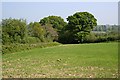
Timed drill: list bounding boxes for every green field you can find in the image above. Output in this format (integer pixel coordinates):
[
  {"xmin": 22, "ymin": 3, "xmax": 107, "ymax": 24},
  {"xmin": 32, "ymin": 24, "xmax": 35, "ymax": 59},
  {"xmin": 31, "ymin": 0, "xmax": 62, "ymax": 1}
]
[{"xmin": 2, "ymin": 42, "xmax": 118, "ymax": 78}]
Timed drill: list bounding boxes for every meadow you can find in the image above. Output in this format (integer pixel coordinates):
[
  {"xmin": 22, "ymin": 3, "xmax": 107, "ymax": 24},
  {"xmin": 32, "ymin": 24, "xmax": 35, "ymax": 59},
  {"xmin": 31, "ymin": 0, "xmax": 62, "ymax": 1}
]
[{"xmin": 2, "ymin": 42, "xmax": 118, "ymax": 78}]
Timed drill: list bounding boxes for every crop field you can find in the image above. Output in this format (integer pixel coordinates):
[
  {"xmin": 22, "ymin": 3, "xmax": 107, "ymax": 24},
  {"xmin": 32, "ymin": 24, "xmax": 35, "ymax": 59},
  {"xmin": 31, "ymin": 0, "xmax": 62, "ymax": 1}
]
[{"xmin": 2, "ymin": 42, "xmax": 118, "ymax": 78}]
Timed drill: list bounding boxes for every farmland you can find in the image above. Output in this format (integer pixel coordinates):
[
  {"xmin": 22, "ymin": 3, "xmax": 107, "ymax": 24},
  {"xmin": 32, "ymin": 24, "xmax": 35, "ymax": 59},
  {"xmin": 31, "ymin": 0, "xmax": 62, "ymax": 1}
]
[{"xmin": 2, "ymin": 42, "xmax": 118, "ymax": 78}]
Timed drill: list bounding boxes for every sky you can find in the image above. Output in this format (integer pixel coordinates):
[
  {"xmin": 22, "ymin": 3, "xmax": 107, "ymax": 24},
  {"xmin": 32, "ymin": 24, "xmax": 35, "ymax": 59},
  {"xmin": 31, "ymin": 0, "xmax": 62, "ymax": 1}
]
[
  {"xmin": 1, "ymin": 2, "xmax": 119, "ymax": 25},
  {"xmin": 118, "ymin": 1, "xmax": 120, "ymax": 25},
  {"xmin": 1, "ymin": 0, "xmax": 120, "ymax": 2}
]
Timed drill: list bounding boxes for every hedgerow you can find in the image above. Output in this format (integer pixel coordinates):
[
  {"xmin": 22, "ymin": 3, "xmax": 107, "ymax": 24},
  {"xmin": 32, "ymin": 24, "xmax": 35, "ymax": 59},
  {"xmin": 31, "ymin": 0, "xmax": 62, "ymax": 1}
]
[{"xmin": 2, "ymin": 42, "xmax": 60, "ymax": 54}]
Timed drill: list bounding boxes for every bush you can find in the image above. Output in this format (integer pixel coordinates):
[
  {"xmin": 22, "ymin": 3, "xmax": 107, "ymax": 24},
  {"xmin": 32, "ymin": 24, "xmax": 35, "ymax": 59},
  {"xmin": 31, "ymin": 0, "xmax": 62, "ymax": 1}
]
[
  {"xmin": 96, "ymin": 36, "xmax": 108, "ymax": 42},
  {"xmin": 24, "ymin": 37, "xmax": 41, "ymax": 44},
  {"xmin": 2, "ymin": 18, "xmax": 27, "ymax": 44},
  {"xmin": 84, "ymin": 33, "xmax": 97, "ymax": 43},
  {"xmin": 2, "ymin": 42, "xmax": 60, "ymax": 54},
  {"xmin": 83, "ymin": 32, "xmax": 120, "ymax": 43}
]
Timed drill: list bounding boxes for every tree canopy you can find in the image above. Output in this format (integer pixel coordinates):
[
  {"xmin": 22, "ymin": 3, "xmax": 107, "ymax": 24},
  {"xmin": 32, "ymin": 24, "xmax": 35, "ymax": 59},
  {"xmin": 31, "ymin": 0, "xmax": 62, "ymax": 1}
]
[
  {"xmin": 28, "ymin": 22, "xmax": 45, "ymax": 42},
  {"xmin": 39, "ymin": 16, "xmax": 67, "ymax": 32},
  {"xmin": 65, "ymin": 12, "xmax": 97, "ymax": 43},
  {"xmin": 2, "ymin": 12, "xmax": 120, "ymax": 47},
  {"xmin": 2, "ymin": 18, "xmax": 27, "ymax": 44}
]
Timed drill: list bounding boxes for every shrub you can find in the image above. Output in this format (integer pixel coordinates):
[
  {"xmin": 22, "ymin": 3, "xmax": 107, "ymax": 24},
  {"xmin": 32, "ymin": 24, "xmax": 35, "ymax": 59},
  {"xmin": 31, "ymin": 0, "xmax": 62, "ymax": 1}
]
[
  {"xmin": 2, "ymin": 18, "xmax": 27, "ymax": 44},
  {"xmin": 96, "ymin": 36, "xmax": 107, "ymax": 42},
  {"xmin": 2, "ymin": 42, "xmax": 60, "ymax": 54},
  {"xmin": 84, "ymin": 33, "xmax": 97, "ymax": 43},
  {"xmin": 25, "ymin": 37, "xmax": 41, "ymax": 44}
]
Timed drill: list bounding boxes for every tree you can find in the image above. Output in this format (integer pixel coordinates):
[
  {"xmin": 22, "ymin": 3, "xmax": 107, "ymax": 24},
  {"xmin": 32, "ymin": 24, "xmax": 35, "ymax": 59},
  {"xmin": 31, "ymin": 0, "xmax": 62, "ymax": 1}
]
[
  {"xmin": 2, "ymin": 18, "xmax": 27, "ymax": 44},
  {"xmin": 43, "ymin": 24, "xmax": 58, "ymax": 41},
  {"xmin": 40, "ymin": 16, "xmax": 67, "ymax": 41},
  {"xmin": 39, "ymin": 16, "xmax": 67, "ymax": 32},
  {"xmin": 28, "ymin": 22, "xmax": 45, "ymax": 42},
  {"xmin": 66, "ymin": 12, "xmax": 97, "ymax": 43}
]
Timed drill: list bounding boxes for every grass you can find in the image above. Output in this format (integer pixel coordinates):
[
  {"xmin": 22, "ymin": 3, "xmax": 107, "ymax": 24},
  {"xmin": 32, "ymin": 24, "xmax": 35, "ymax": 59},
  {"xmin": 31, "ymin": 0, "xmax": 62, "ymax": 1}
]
[{"xmin": 2, "ymin": 42, "xmax": 118, "ymax": 78}]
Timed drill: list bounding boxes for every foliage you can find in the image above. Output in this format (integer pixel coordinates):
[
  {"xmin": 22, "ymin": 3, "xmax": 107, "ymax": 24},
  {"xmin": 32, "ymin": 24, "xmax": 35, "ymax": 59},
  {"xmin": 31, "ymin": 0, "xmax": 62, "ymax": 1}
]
[
  {"xmin": 40, "ymin": 16, "xmax": 67, "ymax": 32},
  {"xmin": 1, "ymin": 13, "xmax": 120, "ymax": 54},
  {"xmin": 40, "ymin": 15, "xmax": 67, "ymax": 41},
  {"xmin": 2, "ymin": 18, "xmax": 27, "ymax": 44},
  {"xmin": 24, "ymin": 37, "xmax": 41, "ymax": 44},
  {"xmin": 2, "ymin": 42, "xmax": 60, "ymax": 54},
  {"xmin": 84, "ymin": 32, "xmax": 97, "ymax": 43},
  {"xmin": 66, "ymin": 12, "xmax": 97, "ymax": 43},
  {"xmin": 27, "ymin": 22, "xmax": 45, "ymax": 42},
  {"xmin": 58, "ymin": 28, "xmax": 75, "ymax": 44},
  {"xmin": 43, "ymin": 24, "xmax": 58, "ymax": 41},
  {"xmin": 84, "ymin": 31, "xmax": 120, "ymax": 43}
]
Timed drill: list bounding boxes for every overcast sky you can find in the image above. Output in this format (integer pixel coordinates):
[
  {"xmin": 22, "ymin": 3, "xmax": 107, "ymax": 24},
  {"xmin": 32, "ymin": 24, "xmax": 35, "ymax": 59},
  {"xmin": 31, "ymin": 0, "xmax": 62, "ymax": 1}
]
[{"xmin": 2, "ymin": 2, "xmax": 119, "ymax": 25}]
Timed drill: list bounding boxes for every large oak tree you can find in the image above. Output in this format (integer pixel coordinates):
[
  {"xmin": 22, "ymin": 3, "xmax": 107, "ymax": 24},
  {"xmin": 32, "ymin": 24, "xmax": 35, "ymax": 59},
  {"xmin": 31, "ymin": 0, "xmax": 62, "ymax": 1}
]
[{"xmin": 66, "ymin": 12, "xmax": 97, "ymax": 43}]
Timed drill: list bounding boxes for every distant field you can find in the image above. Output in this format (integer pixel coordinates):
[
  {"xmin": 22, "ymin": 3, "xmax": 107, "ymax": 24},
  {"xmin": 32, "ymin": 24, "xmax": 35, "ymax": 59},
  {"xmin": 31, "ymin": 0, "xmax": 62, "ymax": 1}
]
[{"xmin": 2, "ymin": 42, "xmax": 118, "ymax": 78}]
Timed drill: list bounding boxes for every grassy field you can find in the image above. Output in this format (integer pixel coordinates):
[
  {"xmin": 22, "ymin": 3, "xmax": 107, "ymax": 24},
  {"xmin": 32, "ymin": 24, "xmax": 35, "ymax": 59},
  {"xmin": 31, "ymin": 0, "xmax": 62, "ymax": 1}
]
[{"xmin": 2, "ymin": 42, "xmax": 118, "ymax": 78}]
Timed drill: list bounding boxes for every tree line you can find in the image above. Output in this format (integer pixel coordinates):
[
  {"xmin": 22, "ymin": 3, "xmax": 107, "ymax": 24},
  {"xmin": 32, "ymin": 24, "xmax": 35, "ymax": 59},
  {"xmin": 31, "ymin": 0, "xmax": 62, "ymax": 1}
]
[
  {"xmin": 1, "ymin": 11, "xmax": 120, "ymax": 54},
  {"xmin": 1, "ymin": 12, "xmax": 120, "ymax": 45}
]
